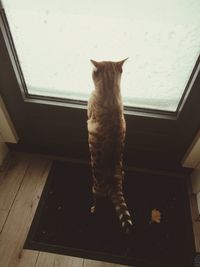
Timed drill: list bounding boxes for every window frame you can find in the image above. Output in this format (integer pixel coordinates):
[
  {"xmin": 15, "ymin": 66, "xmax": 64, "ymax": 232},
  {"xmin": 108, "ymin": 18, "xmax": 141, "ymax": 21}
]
[
  {"xmin": 1, "ymin": 5, "xmax": 199, "ymax": 118},
  {"xmin": 1, "ymin": 6, "xmax": 200, "ymax": 169}
]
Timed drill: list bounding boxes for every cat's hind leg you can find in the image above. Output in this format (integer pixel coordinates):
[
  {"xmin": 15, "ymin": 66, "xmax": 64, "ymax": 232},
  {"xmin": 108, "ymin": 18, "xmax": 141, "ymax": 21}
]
[
  {"xmin": 90, "ymin": 187, "xmax": 106, "ymax": 214},
  {"xmin": 90, "ymin": 192, "xmax": 97, "ymax": 214},
  {"xmin": 90, "ymin": 206, "xmax": 96, "ymax": 213},
  {"xmin": 150, "ymin": 209, "xmax": 161, "ymax": 224}
]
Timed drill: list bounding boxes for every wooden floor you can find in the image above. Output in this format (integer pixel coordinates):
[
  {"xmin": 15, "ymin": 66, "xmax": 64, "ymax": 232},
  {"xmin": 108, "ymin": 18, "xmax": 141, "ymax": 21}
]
[{"xmin": 0, "ymin": 152, "xmax": 127, "ymax": 267}]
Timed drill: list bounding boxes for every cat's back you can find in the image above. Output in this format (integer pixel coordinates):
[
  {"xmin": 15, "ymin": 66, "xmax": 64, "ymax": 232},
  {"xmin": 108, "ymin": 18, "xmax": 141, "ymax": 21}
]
[{"xmin": 87, "ymin": 91, "xmax": 125, "ymax": 140}]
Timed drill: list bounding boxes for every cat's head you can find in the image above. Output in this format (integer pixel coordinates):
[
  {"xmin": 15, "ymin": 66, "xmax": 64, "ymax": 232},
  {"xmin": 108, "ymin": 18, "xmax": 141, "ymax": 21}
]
[{"xmin": 90, "ymin": 59, "xmax": 128, "ymax": 88}]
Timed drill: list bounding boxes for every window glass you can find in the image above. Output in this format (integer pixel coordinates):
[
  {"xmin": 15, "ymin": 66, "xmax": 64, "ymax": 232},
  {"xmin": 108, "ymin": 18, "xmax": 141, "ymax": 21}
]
[{"xmin": 2, "ymin": 0, "xmax": 200, "ymax": 111}]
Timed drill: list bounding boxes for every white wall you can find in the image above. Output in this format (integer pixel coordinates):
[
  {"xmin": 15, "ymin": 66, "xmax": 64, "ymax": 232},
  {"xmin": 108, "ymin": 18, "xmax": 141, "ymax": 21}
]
[
  {"xmin": 0, "ymin": 96, "xmax": 19, "ymax": 165},
  {"xmin": 191, "ymin": 162, "xmax": 200, "ymax": 194},
  {"xmin": 182, "ymin": 130, "xmax": 200, "ymax": 169},
  {"xmin": 0, "ymin": 137, "xmax": 8, "ymax": 166},
  {"xmin": 0, "ymin": 97, "xmax": 18, "ymax": 143},
  {"xmin": 183, "ymin": 130, "xmax": 200, "ymax": 216},
  {"xmin": 183, "ymin": 130, "xmax": 200, "ymax": 194}
]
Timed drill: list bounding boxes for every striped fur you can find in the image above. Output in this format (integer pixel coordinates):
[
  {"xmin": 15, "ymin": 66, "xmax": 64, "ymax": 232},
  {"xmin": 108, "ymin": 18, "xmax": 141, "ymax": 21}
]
[{"xmin": 87, "ymin": 59, "xmax": 133, "ymax": 234}]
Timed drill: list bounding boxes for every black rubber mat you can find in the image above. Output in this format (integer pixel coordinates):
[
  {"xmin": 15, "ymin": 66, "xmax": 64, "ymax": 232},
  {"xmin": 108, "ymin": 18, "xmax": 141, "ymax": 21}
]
[{"xmin": 24, "ymin": 161, "xmax": 195, "ymax": 267}]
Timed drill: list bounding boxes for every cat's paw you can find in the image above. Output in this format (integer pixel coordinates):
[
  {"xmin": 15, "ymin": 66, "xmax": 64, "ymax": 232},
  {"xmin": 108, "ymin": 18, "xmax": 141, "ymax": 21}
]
[
  {"xmin": 122, "ymin": 219, "xmax": 133, "ymax": 234},
  {"xmin": 90, "ymin": 205, "xmax": 96, "ymax": 214},
  {"xmin": 151, "ymin": 209, "xmax": 161, "ymax": 223}
]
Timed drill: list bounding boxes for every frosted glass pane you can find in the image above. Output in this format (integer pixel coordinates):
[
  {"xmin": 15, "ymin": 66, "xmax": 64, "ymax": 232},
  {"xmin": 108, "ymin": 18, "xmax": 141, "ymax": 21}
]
[{"xmin": 2, "ymin": 0, "xmax": 200, "ymax": 111}]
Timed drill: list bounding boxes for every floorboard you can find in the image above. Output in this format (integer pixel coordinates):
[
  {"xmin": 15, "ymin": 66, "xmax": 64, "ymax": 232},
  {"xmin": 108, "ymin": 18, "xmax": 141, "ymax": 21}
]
[
  {"xmin": 36, "ymin": 252, "xmax": 83, "ymax": 267},
  {"xmin": 0, "ymin": 152, "xmax": 127, "ymax": 267},
  {"xmin": 83, "ymin": 259, "xmax": 128, "ymax": 267},
  {"xmin": 0, "ymin": 153, "xmax": 29, "ymax": 232},
  {"xmin": 0, "ymin": 153, "xmax": 51, "ymax": 267}
]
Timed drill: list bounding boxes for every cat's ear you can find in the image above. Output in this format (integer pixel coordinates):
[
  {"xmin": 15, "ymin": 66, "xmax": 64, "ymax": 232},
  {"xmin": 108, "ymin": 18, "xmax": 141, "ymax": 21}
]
[
  {"xmin": 90, "ymin": 60, "xmax": 99, "ymax": 68},
  {"xmin": 116, "ymin": 58, "xmax": 128, "ymax": 73},
  {"xmin": 90, "ymin": 60, "xmax": 103, "ymax": 72}
]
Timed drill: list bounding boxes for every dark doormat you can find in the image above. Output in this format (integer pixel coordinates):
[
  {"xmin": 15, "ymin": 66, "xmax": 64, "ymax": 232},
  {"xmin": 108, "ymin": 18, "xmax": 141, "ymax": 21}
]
[{"xmin": 24, "ymin": 161, "xmax": 195, "ymax": 267}]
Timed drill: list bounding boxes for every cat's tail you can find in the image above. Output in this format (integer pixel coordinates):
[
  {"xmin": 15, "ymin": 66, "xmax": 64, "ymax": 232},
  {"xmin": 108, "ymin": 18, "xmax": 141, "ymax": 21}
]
[{"xmin": 109, "ymin": 189, "xmax": 133, "ymax": 234}]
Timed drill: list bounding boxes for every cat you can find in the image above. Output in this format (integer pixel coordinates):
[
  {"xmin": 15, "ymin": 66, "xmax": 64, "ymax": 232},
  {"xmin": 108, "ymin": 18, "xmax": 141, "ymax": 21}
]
[{"xmin": 87, "ymin": 58, "xmax": 133, "ymax": 234}]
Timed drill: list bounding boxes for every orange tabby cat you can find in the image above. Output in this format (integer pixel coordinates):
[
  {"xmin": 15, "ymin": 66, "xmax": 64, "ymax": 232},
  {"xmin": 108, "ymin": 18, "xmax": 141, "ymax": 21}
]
[{"xmin": 87, "ymin": 59, "xmax": 133, "ymax": 234}]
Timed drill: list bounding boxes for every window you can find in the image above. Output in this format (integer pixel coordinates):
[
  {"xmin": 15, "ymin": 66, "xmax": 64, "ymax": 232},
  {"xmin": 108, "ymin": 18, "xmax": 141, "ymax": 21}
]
[
  {"xmin": 2, "ymin": 0, "xmax": 200, "ymax": 112},
  {"xmin": 1, "ymin": 0, "xmax": 200, "ymax": 167}
]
